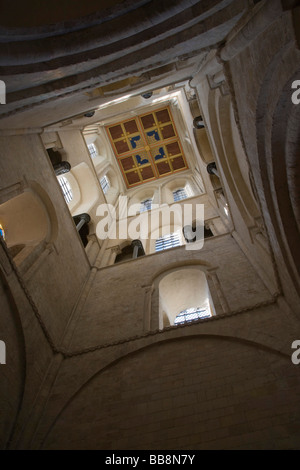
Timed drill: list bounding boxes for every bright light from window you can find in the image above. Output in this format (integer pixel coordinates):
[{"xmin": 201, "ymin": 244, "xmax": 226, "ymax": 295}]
[
  {"xmin": 173, "ymin": 188, "xmax": 188, "ymax": 202},
  {"xmin": 140, "ymin": 198, "xmax": 152, "ymax": 213},
  {"xmin": 100, "ymin": 175, "xmax": 110, "ymax": 194},
  {"xmin": 224, "ymin": 205, "xmax": 229, "ymax": 217},
  {"xmin": 174, "ymin": 307, "xmax": 211, "ymax": 325},
  {"xmin": 58, "ymin": 176, "xmax": 73, "ymax": 204},
  {"xmin": 155, "ymin": 232, "xmax": 181, "ymax": 252},
  {"xmin": 88, "ymin": 143, "xmax": 97, "ymax": 158},
  {"xmin": 185, "ymin": 183, "xmax": 194, "ymax": 198}
]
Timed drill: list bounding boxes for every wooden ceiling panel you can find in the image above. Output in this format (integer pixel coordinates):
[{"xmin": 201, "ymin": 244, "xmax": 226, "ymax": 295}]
[{"xmin": 106, "ymin": 106, "xmax": 188, "ymax": 188}]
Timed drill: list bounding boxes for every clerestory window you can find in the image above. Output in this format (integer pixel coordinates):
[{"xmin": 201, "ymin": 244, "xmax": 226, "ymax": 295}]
[
  {"xmin": 88, "ymin": 143, "xmax": 98, "ymax": 158},
  {"xmin": 173, "ymin": 188, "xmax": 188, "ymax": 202},
  {"xmin": 100, "ymin": 175, "xmax": 110, "ymax": 195},
  {"xmin": 174, "ymin": 307, "xmax": 211, "ymax": 325},
  {"xmin": 155, "ymin": 232, "xmax": 181, "ymax": 252},
  {"xmin": 58, "ymin": 176, "xmax": 73, "ymax": 204},
  {"xmin": 140, "ymin": 198, "xmax": 152, "ymax": 213}
]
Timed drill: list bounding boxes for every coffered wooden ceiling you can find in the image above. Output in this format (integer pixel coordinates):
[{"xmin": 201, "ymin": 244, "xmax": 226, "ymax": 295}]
[{"xmin": 106, "ymin": 106, "xmax": 188, "ymax": 188}]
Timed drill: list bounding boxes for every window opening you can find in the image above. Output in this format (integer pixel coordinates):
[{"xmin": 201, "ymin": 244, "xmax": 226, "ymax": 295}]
[
  {"xmin": 173, "ymin": 188, "xmax": 187, "ymax": 202},
  {"xmin": 140, "ymin": 198, "xmax": 152, "ymax": 212},
  {"xmin": 174, "ymin": 307, "xmax": 212, "ymax": 325},
  {"xmin": 155, "ymin": 232, "xmax": 181, "ymax": 252},
  {"xmin": 88, "ymin": 143, "xmax": 98, "ymax": 158},
  {"xmin": 58, "ymin": 176, "xmax": 73, "ymax": 204},
  {"xmin": 100, "ymin": 175, "xmax": 110, "ymax": 194}
]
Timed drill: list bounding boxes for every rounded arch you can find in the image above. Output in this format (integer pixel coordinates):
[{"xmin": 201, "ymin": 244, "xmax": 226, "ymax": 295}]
[
  {"xmin": 146, "ymin": 204, "xmax": 185, "ymax": 254},
  {"xmin": 207, "ymin": 87, "xmax": 259, "ymax": 226},
  {"xmin": 0, "ymin": 182, "xmax": 58, "ymax": 250},
  {"xmin": 271, "ymin": 79, "xmax": 300, "ymax": 280},
  {"xmin": 0, "ymin": 260, "xmax": 26, "ymax": 449},
  {"xmin": 40, "ymin": 330, "xmax": 292, "ymax": 450},
  {"xmin": 161, "ymin": 174, "xmax": 196, "ymax": 204},
  {"xmin": 193, "ymin": 127, "xmax": 214, "ymax": 164},
  {"xmin": 127, "ymin": 184, "xmax": 158, "ymax": 216},
  {"xmin": 150, "ymin": 260, "xmax": 211, "ymax": 285},
  {"xmin": 158, "ymin": 267, "xmax": 215, "ymax": 327},
  {"xmin": 0, "ymin": 180, "xmax": 58, "ymax": 270},
  {"xmin": 100, "ymin": 165, "xmax": 121, "ymax": 205},
  {"xmin": 60, "ymin": 162, "xmax": 101, "ymax": 217},
  {"xmin": 29, "ymin": 181, "xmax": 59, "ymax": 244},
  {"xmin": 256, "ymin": 51, "xmax": 300, "ymax": 297},
  {"xmin": 84, "ymin": 128, "xmax": 111, "ymax": 162},
  {"xmin": 217, "ymin": 93, "xmax": 260, "ymax": 222},
  {"xmin": 149, "ymin": 260, "xmax": 225, "ymax": 324}
]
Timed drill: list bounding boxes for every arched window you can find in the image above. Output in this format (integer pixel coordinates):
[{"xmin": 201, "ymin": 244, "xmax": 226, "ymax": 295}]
[
  {"xmin": 172, "ymin": 183, "xmax": 193, "ymax": 202},
  {"xmin": 58, "ymin": 176, "xmax": 73, "ymax": 204},
  {"xmin": 158, "ymin": 268, "xmax": 215, "ymax": 329},
  {"xmin": 100, "ymin": 175, "xmax": 110, "ymax": 195},
  {"xmin": 174, "ymin": 307, "xmax": 211, "ymax": 325},
  {"xmin": 88, "ymin": 143, "xmax": 98, "ymax": 159},
  {"xmin": 140, "ymin": 198, "xmax": 152, "ymax": 213},
  {"xmin": 59, "ymin": 163, "xmax": 101, "ymax": 217},
  {"xmin": 0, "ymin": 186, "xmax": 58, "ymax": 269},
  {"xmin": 173, "ymin": 188, "xmax": 187, "ymax": 202},
  {"xmin": 155, "ymin": 232, "xmax": 181, "ymax": 252}
]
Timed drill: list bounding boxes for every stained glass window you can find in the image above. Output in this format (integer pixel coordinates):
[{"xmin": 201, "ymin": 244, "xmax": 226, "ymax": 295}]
[{"xmin": 0, "ymin": 223, "xmax": 5, "ymax": 240}]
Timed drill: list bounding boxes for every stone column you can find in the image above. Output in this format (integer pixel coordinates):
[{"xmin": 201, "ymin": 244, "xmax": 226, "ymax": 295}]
[
  {"xmin": 108, "ymin": 245, "xmax": 121, "ymax": 266},
  {"xmin": 143, "ymin": 285, "xmax": 154, "ymax": 332},
  {"xmin": 207, "ymin": 268, "xmax": 230, "ymax": 314},
  {"xmin": 85, "ymin": 235, "xmax": 100, "ymax": 266}
]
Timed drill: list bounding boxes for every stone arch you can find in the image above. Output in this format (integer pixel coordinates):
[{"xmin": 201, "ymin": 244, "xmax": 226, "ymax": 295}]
[
  {"xmin": 207, "ymin": 87, "xmax": 259, "ymax": 227},
  {"xmin": 100, "ymin": 165, "xmax": 121, "ymax": 206},
  {"xmin": 149, "ymin": 261, "xmax": 225, "ymax": 329},
  {"xmin": 147, "ymin": 204, "xmax": 185, "ymax": 254},
  {"xmin": 161, "ymin": 174, "xmax": 197, "ymax": 204},
  {"xmin": 39, "ymin": 330, "xmax": 294, "ymax": 450},
  {"xmin": 61, "ymin": 162, "xmax": 101, "ymax": 219},
  {"xmin": 217, "ymin": 94, "xmax": 260, "ymax": 223},
  {"xmin": 157, "ymin": 267, "xmax": 215, "ymax": 328},
  {"xmin": 256, "ymin": 42, "xmax": 300, "ymax": 305},
  {"xmin": 0, "ymin": 246, "xmax": 27, "ymax": 449},
  {"xmin": 0, "ymin": 181, "xmax": 58, "ymax": 268},
  {"xmin": 127, "ymin": 184, "xmax": 158, "ymax": 216}
]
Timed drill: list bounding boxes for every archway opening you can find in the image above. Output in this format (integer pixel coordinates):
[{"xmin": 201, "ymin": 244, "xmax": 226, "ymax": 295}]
[{"xmin": 158, "ymin": 268, "xmax": 214, "ymax": 329}]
